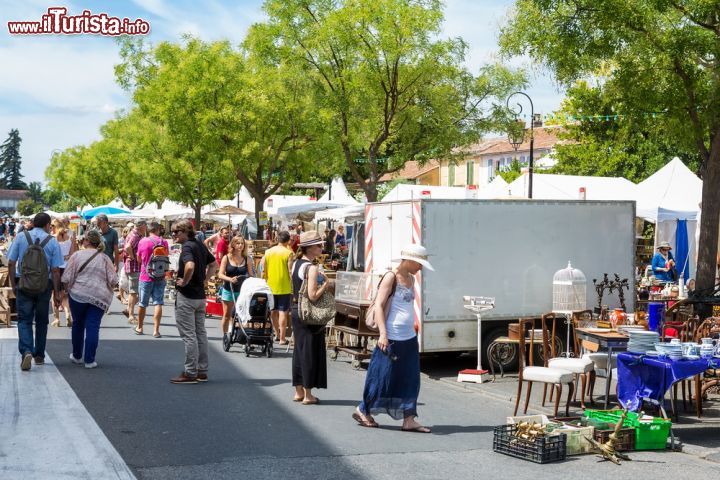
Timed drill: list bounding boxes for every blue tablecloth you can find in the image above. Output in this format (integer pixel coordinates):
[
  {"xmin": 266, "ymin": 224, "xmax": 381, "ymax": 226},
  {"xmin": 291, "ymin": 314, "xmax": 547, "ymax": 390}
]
[{"xmin": 617, "ymin": 352, "xmax": 720, "ymax": 411}]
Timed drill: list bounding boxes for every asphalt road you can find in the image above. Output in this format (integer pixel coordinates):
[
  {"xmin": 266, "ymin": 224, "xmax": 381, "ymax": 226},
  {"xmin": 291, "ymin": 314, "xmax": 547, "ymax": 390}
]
[{"xmin": 40, "ymin": 299, "xmax": 720, "ymax": 479}]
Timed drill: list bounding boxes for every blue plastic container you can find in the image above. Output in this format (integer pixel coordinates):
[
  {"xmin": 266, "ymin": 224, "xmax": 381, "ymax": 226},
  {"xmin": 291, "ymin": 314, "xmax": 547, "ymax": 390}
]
[{"xmin": 647, "ymin": 302, "xmax": 665, "ymax": 333}]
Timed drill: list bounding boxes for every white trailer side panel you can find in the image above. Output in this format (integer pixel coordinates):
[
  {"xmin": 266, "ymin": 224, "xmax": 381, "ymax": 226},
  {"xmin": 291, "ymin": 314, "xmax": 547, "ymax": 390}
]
[
  {"xmin": 420, "ymin": 200, "xmax": 635, "ymax": 351},
  {"xmin": 366, "ymin": 199, "xmax": 635, "ymax": 352}
]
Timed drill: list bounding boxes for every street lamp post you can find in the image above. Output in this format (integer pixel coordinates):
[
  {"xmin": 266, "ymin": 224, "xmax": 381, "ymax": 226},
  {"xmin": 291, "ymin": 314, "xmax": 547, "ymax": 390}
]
[{"xmin": 506, "ymin": 92, "xmax": 535, "ymax": 199}]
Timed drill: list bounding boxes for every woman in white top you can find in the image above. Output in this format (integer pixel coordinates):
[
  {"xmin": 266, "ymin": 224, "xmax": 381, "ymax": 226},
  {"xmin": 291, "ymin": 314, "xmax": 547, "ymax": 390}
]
[
  {"xmin": 353, "ymin": 244, "xmax": 434, "ymax": 433},
  {"xmin": 51, "ymin": 218, "xmax": 77, "ymax": 327}
]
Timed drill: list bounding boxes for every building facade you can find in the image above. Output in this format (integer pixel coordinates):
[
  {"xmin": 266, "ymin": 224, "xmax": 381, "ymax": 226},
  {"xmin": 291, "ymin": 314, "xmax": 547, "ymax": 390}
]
[
  {"xmin": 0, "ymin": 189, "xmax": 28, "ymax": 214},
  {"xmin": 379, "ymin": 127, "xmax": 564, "ymax": 187}
]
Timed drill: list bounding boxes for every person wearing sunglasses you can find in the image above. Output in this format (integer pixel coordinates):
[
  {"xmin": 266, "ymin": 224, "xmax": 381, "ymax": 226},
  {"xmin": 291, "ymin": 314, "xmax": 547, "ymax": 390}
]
[{"xmin": 169, "ymin": 220, "xmax": 217, "ymax": 384}]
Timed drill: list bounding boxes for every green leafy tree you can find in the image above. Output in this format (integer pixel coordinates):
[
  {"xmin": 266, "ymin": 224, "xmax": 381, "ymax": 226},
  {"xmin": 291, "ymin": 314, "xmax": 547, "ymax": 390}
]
[
  {"xmin": 27, "ymin": 181, "xmax": 44, "ymax": 204},
  {"xmin": 256, "ymin": 0, "xmax": 525, "ymax": 201},
  {"xmin": 16, "ymin": 199, "xmax": 43, "ymax": 216},
  {"xmin": 46, "ymin": 146, "xmax": 115, "ymax": 205},
  {"xmin": 548, "ymin": 81, "xmax": 700, "ymax": 183},
  {"xmin": 116, "ymin": 39, "xmax": 238, "ymax": 224},
  {"xmin": 501, "ymin": 0, "xmax": 720, "ymax": 303},
  {"xmin": 0, "ymin": 129, "xmax": 27, "ymax": 190},
  {"xmin": 118, "ymin": 37, "xmax": 324, "ymax": 233}
]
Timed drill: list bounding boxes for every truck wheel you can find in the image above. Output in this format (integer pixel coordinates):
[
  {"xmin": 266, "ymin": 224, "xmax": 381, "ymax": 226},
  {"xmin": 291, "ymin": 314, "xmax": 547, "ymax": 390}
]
[{"xmin": 483, "ymin": 328, "xmax": 519, "ymax": 373}]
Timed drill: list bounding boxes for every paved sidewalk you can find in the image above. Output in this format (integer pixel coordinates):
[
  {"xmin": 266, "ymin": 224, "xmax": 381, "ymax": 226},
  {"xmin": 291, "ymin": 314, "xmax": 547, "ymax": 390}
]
[{"xmin": 0, "ymin": 328, "xmax": 135, "ymax": 480}]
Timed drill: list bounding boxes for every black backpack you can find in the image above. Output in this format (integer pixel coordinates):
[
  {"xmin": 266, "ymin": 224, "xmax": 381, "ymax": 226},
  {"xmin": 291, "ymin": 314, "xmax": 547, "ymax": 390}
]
[{"xmin": 19, "ymin": 231, "xmax": 52, "ymax": 295}]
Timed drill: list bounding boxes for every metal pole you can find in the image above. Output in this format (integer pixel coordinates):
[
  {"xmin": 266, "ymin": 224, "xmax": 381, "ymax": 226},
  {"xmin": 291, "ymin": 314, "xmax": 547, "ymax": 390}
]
[
  {"xmin": 506, "ymin": 91, "xmax": 535, "ymax": 199},
  {"xmin": 529, "ymin": 127, "xmax": 534, "ymax": 199}
]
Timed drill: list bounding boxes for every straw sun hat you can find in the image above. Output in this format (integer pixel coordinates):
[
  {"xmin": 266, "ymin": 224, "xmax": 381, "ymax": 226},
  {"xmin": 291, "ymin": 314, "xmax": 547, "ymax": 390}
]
[
  {"xmin": 298, "ymin": 231, "xmax": 324, "ymax": 247},
  {"xmin": 393, "ymin": 244, "xmax": 434, "ymax": 271},
  {"xmin": 657, "ymin": 241, "xmax": 672, "ymax": 250}
]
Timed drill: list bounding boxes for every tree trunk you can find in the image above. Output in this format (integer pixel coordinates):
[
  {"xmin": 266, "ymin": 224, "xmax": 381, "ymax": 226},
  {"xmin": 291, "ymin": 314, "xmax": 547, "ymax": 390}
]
[
  {"xmin": 194, "ymin": 204, "xmax": 202, "ymax": 228},
  {"xmin": 254, "ymin": 195, "xmax": 266, "ymax": 240},
  {"xmin": 695, "ymin": 148, "xmax": 720, "ymax": 317}
]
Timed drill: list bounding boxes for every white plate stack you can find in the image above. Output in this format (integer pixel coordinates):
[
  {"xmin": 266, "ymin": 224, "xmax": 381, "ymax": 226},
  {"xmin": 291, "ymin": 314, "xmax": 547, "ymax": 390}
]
[
  {"xmin": 627, "ymin": 330, "xmax": 660, "ymax": 353},
  {"xmin": 655, "ymin": 342, "xmax": 683, "ymax": 360}
]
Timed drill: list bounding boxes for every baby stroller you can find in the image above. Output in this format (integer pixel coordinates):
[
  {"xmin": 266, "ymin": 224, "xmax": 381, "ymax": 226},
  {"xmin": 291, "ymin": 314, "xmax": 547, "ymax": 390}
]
[{"xmin": 223, "ymin": 277, "xmax": 274, "ymax": 357}]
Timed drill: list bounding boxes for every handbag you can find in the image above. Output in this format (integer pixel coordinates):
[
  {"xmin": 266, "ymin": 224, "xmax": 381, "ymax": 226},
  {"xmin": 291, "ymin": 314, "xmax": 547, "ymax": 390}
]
[
  {"xmin": 364, "ymin": 272, "xmax": 397, "ymax": 332},
  {"xmin": 298, "ymin": 263, "xmax": 336, "ymax": 326}
]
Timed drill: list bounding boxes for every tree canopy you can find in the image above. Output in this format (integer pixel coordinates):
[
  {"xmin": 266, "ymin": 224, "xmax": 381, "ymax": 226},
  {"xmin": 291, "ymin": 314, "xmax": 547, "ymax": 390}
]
[
  {"xmin": 548, "ymin": 81, "xmax": 701, "ymax": 183},
  {"xmin": 501, "ymin": 0, "xmax": 720, "ymax": 299},
  {"xmin": 254, "ymin": 0, "xmax": 524, "ymax": 201}
]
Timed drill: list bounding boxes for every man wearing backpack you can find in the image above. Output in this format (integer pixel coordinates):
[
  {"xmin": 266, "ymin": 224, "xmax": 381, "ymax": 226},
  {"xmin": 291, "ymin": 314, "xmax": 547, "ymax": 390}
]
[
  {"xmin": 135, "ymin": 222, "xmax": 169, "ymax": 337},
  {"xmin": 7, "ymin": 212, "xmax": 64, "ymax": 371}
]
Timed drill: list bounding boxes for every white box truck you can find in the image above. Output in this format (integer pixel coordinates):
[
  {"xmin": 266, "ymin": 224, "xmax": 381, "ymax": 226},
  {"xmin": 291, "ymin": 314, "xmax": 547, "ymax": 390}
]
[{"xmin": 364, "ymin": 199, "xmax": 635, "ymax": 364}]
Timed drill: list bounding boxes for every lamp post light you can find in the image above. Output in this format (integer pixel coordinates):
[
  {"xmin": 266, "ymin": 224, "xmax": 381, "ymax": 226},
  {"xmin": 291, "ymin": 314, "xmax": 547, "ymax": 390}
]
[{"xmin": 506, "ymin": 91, "xmax": 536, "ymax": 199}]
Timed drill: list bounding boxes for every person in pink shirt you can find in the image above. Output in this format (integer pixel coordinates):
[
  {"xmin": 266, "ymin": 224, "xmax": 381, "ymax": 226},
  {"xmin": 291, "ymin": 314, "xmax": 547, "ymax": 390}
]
[
  {"xmin": 134, "ymin": 222, "xmax": 170, "ymax": 337},
  {"xmin": 214, "ymin": 227, "xmax": 230, "ymax": 265}
]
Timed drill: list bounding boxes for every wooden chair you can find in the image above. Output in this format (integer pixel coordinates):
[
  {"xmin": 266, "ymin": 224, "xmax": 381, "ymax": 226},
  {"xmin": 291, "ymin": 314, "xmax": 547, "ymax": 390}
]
[
  {"xmin": 545, "ymin": 312, "xmax": 595, "ymax": 408},
  {"xmin": 514, "ymin": 317, "xmax": 575, "ymax": 418},
  {"xmin": 574, "ymin": 309, "xmax": 615, "ymax": 403}
]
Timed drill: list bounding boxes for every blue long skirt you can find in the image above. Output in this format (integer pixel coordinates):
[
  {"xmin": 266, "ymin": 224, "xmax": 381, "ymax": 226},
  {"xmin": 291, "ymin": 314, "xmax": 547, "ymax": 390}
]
[{"xmin": 359, "ymin": 337, "xmax": 420, "ymax": 420}]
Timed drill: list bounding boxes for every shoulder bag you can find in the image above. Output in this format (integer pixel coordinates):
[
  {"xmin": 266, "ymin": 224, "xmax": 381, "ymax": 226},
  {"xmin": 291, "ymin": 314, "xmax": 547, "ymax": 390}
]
[
  {"xmin": 364, "ymin": 272, "xmax": 397, "ymax": 332},
  {"xmin": 298, "ymin": 262, "xmax": 336, "ymax": 327}
]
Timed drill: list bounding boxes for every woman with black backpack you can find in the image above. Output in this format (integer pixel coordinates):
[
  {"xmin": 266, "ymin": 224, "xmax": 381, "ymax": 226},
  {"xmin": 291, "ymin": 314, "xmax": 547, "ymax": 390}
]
[{"xmin": 62, "ymin": 230, "xmax": 118, "ymax": 369}]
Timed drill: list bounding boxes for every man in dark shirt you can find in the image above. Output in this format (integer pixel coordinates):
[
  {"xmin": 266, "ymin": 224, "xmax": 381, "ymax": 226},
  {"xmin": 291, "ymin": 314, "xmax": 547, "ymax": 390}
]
[{"xmin": 170, "ymin": 219, "xmax": 217, "ymax": 384}]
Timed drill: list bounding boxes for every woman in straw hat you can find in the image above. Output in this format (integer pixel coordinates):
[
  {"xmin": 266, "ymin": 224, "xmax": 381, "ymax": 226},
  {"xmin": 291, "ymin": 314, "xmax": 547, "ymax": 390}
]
[
  {"xmin": 652, "ymin": 241, "xmax": 676, "ymax": 283},
  {"xmin": 290, "ymin": 231, "xmax": 333, "ymax": 405},
  {"xmin": 353, "ymin": 244, "xmax": 434, "ymax": 432}
]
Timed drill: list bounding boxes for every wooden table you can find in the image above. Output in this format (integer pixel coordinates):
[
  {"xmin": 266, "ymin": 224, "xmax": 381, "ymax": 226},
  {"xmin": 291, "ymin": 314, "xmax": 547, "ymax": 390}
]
[{"xmin": 575, "ymin": 328, "xmax": 630, "ymax": 409}]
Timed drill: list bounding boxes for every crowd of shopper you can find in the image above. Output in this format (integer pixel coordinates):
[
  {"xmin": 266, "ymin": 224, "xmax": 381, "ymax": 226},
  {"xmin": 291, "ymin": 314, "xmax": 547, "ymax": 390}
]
[{"xmin": 8, "ymin": 213, "xmax": 433, "ymax": 433}]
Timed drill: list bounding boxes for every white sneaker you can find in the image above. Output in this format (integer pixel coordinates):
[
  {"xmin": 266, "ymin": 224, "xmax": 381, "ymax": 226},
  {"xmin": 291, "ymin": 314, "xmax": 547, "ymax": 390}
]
[
  {"xmin": 69, "ymin": 354, "xmax": 83, "ymax": 365},
  {"xmin": 84, "ymin": 362, "xmax": 98, "ymax": 369}
]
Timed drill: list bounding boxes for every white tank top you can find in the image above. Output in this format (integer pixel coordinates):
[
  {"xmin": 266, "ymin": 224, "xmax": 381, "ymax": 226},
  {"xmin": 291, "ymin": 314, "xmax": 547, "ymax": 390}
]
[
  {"xmin": 385, "ymin": 279, "xmax": 416, "ymax": 341},
  {"xmin": 58, "ymin": 238, "xmax": 72, "ymax": 268}
]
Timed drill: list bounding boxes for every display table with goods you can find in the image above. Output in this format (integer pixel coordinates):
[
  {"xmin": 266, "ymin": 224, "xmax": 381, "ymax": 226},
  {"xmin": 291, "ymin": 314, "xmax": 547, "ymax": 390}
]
[
  {"xmin": 617, "ymin": 351, "xmax": 720, "ymax": 417},
  {"xmin": 574, "ymin": 328, "xmax": 630, "ymax": 408},
  {"xmin": 329, "ymin": 271, "xmax": 381, "ymax": 369}
]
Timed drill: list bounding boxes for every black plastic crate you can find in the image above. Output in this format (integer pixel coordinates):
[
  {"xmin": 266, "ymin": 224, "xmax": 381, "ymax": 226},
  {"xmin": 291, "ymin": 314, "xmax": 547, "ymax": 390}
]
[{"xmin": 493, "ymin": 424, "xmax": 567, "ymax": 464}]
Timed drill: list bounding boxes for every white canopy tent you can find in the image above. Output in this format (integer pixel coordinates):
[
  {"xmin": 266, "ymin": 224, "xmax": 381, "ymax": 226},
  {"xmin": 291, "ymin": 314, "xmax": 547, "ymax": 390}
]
[
  {"xmin": 635, "ymin": 157, "xmax": 702, "ymax": 279},
  {"xmin": 477, "ymin": 176, "xmax": 510, "ymax": 199},
  {"xmin": 232, "ymin": 187, "xmax": 312, "ymax": 215},
  {"xmin": 318, "ymin": 177, "xmax": 359, "ymax": 205},
  {"xmin": 381, "ymin": 184, "xmax": 468, "ymax": 202},
  {"xmin": 635, "ymin": 157, "xmax": 701, "ymax": 222},
  {"xmin": 507, "ymin": 173, "xmax": 637, "ymax": 201},
  {"xmin": 313, "ymin": 204, "xmax": 366, "ymax": 223}
]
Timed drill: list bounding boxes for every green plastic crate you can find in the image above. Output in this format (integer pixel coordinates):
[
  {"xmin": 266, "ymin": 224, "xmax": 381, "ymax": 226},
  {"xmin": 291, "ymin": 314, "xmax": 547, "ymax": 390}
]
[{"xmin": 583, "ymin": 409, "xmax": 671, "ymax": 450}]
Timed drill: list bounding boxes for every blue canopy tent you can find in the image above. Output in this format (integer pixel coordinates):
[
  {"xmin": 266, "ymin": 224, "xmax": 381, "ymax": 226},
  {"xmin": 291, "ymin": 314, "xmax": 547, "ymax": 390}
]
[{"xmin": 81, "ymin": 205, "xmax": 130, "ymax": 220}]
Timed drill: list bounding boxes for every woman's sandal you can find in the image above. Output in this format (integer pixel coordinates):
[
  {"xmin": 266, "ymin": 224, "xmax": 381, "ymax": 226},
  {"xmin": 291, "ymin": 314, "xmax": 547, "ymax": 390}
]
[{"xmin": 352, "ymin": 411, "xmax": 378, "ymax": 428}]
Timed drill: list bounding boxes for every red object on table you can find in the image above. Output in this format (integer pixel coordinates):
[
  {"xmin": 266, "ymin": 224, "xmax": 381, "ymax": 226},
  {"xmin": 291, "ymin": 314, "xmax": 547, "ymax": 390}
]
[{"xmin": 206, "ymin": 296, "xmax": 223, "ymax": 316}]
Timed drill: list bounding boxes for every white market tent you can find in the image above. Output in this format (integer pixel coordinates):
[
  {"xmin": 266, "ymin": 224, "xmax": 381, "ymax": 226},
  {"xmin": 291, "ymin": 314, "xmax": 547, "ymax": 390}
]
[
  {"xmin": 635, "ymin": 157, "xmax": 702, "ymax": 279},
  {"xmin": 232, "ymin": 186, "xmax": 311, "ymax": 215},
  {"xmin": 477, "ymin": 176, "xmax": 510, "ymax": 199},
  {"xmin": 381, "ymin": 184, "xmax": 467, "ymax": 202},
  {"xmin": 314, "ymin": 204, "xmax": 366, "ymax": 223},
  {"xmin": 635, "ymin": 157, "xmax": 701, "ymax": 222},
  {"xmin": 507, "ymin": 173, "xmax": 637, "ymax": 201},
  {"xmin": 318, "ymin": 177, "xmax": 359, "ymax": 205},
  {"xmin": 277, "ymin": 177, "xmax": 360, "ymax": 218}
]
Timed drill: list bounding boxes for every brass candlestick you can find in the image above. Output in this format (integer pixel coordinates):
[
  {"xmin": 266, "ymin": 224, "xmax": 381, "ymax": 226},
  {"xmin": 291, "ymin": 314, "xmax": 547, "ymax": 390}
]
[{"xmin": 587, "ymin": 409, "xmax": 632, "ymax": 465}]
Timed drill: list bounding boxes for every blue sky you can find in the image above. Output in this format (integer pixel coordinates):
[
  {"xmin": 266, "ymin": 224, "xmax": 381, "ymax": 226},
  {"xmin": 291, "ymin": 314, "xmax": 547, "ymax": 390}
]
[{"xmin": 0, "ymin": 0, "xmax": 564, "ymax": 183}]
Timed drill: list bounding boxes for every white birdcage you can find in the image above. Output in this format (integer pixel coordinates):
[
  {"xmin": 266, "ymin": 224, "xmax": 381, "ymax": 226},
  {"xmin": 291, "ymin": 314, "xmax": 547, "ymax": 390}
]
[{"xmin": 552, "ymin": 261, "xmax": 586, "ymax": 313}]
